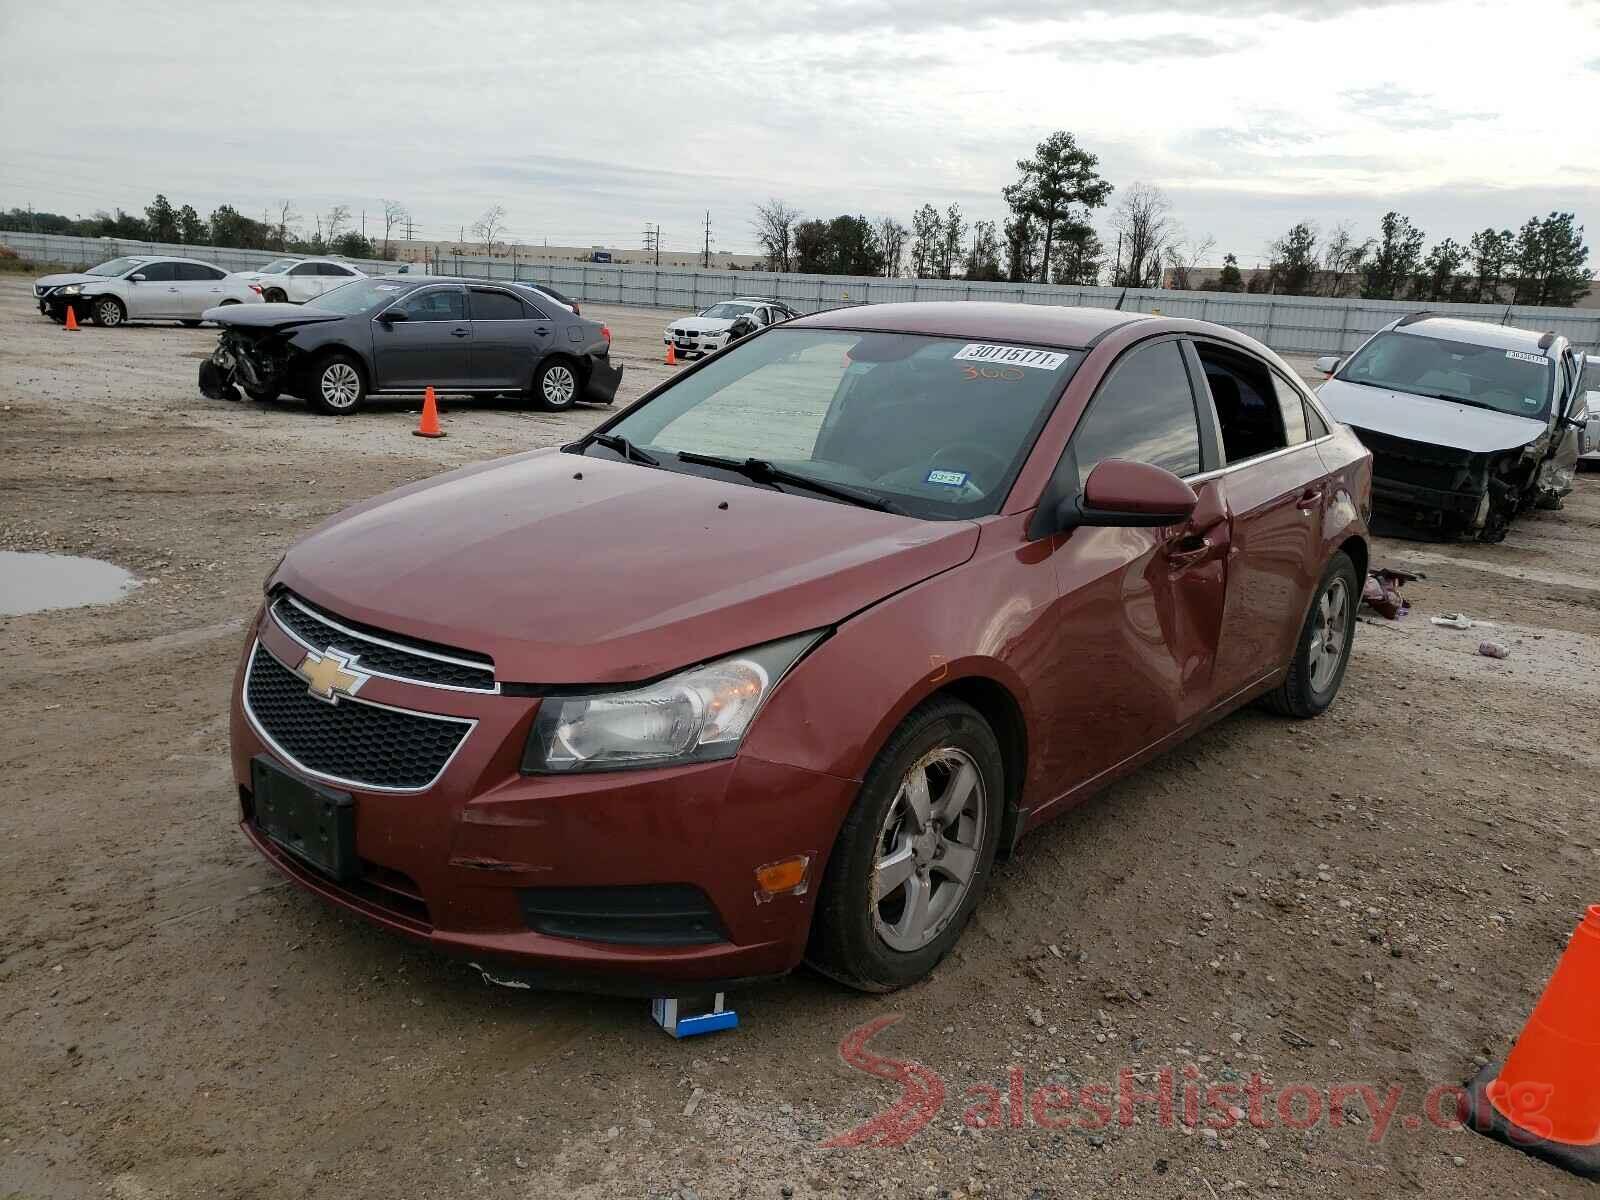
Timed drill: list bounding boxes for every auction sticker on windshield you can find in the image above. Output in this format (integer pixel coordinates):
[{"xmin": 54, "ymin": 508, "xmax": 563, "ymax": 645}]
[
  {"xmin": 1505, "ymin": 350, "xmax": 1549, "ymax": 365},
  {"xmin": 953, "ymin": 344, "xmax": 1071, "ymax": 371}
]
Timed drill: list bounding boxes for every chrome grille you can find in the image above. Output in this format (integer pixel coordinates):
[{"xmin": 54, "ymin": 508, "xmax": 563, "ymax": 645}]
[
  {"xmin": 243, "ymin": 643, "xmax": 473, "ymax": 791},
  {"xmin": 270, "ymin": 593, "xmax": 496, "ymax": 692}
]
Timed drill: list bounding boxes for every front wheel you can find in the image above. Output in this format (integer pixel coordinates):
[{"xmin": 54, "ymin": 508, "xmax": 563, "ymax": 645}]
[
  {"xmin": 1261, "ymin": 551, "xmax": 1359, "ymax": 718},
  {"xmin": 306, "ymin": 354, "xmax": 366, "ymax": 415},
  {"xmin": 532, "ymin": 357, "xmax": 580, "ymax": 411},
  {"xmin": 807, "ymin": 697, "xmax": 1004, "ymax": 992},
  {"xmin": 92, "ymin": 296, "xmax": 126, "ymax": 327}
]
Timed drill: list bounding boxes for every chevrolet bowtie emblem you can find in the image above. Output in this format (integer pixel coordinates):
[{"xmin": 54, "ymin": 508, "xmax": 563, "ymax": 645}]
[{"xmin": 296, "ymin": 647, "xmax": 370, "ymax": 704}]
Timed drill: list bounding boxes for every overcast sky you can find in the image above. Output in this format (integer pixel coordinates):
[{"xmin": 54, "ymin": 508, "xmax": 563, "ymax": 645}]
[{"xmin": 2, "ymin": 0, "xmax": 1597, "ymax": 265}]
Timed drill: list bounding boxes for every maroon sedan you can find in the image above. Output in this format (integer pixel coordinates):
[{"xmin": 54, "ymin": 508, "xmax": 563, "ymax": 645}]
[{"xmin": 231, "ymin": 303, "xmax": 1371, "ymax": 993}]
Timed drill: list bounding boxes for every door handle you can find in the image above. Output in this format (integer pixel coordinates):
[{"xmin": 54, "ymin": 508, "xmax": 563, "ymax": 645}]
[
  {"xmin": 1164, "ymin": 532, "xmax": 1213, "ymax": 566},
  {"xmin": 534, "ymin": 326, "xmax": 550, "ymax": 335},
  {"xmin": 1296, "ymin": 486, "xmax": 1324, "ymax": 511},
  {"xmin": 451, "ymin": 328, "xmax": 470, "ymax": 338}
]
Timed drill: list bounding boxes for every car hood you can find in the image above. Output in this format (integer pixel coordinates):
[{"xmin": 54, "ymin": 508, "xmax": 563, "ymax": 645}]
[
  {"xmin": 672, "ymin": 317, "xmax": 737, "ymax": 333},
  {"xmin": 36, "ymin": 271, "xmax": 114, "ymax": 288},
  {"xmin": 1318, "ymin": 379, "xmax": 1549, "ymax": 453},
  {"xmin": 276, "ymin": 449, "xmax": 978, "ymax": 684},
  {"xmin": 203, "ymin": 302, "xmax": 347, "ymax": 330}
]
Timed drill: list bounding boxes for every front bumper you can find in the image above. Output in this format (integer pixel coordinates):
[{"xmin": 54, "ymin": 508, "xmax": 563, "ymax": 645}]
[
  {"xmin": 229, "ymin": 610, "xmax": 854, "ymax": 991},
  {"xmin": 664, "ymin": 334, "xmax": 725, "ymax": 358},
  {"xmin": 1369, "ymin": 473, "xmax": 1485, "ymax": 520}
]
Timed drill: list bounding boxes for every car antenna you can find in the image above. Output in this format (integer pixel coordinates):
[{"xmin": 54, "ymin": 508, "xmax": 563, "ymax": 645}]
[
  {"xmin": 1501, "ymin": 304, "xmax": 1514, "ymax": 326},
  {"xmin": 1113, "ymin": 288, "xmax": 1128, "ymax": 311}
]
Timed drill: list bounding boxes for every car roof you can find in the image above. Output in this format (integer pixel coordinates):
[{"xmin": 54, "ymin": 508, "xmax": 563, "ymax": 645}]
[
  {"xmin": 788, "ymin": 301, "xmax": 1148, "ymax": 349},
  {"xmin": 1391, "ymin": 315, "xmax": 1559, "ymax": 352}
]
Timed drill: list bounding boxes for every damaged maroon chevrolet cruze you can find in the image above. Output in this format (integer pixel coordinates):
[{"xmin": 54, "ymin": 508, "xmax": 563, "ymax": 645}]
[{"xmin": 231, "ymin": 302, "xmax": 1372, "ymax": 993}]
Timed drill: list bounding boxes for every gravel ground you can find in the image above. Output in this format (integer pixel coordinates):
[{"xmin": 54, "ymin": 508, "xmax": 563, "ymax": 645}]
[{"xmin": 2, "ymin": 278, "xmax": 1597, "ymax": 1199}]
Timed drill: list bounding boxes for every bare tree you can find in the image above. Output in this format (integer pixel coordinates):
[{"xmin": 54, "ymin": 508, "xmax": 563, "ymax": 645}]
[
  {"xmin": 271, "ymin": 200, "xmax": 298, "ymax": 251},
  {"xmin": 1320, "ymin": 223, "xmax": 1371, "ymax": 297},
  {"xmin": 325, "ymin": 204, "xmax": 351, "ymax": 247},
  {"xmin": 381, "ymin": 199, "xmax": 408, "ymax": 258},
  {"xmin": 1110, "ymin": 183, "xmax": 1175, "ymax": 287},
  {"xmin": 875, "ymin": 216, "xmax": 907, "ymax": 277},
  {"xmin": 470, "ymin": 205, "xmax": 507, "ymax": 257},
  {"xmin": 939, "ymin": 203, "xmax": 966, "ymax": 279},
  {"xmin": 751, "ymin": 199, "xmax": 800, "ymax": 272},
  {"xmin": 1163, "ymin": 233, "xmax": 1216, "ymax": 290}
]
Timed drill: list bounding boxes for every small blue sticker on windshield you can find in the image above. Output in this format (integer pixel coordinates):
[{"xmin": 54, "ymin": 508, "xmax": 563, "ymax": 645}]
[{"xmin": 926, "ymin": 469, "xmax": 968, "ymax": 487}]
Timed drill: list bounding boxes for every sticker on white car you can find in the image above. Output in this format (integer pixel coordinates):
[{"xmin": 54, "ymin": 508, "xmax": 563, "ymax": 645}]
[
  {"xmin": 953, "ymin": 344, "xmax": 1070, "ymax": 371},
  {"xmin": 1505, "ymin": 350, "xmax": 1550, "ymax": 365}
]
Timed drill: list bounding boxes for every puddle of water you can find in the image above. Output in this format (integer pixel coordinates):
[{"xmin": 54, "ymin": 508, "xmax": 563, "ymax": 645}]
[{"xmin": 0, "ymin": 551, "xmax": 140, "ymax": 616}]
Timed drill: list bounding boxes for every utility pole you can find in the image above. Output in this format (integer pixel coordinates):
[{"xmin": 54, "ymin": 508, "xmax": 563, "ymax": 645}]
[
  {"xmin": 702, "ymin": 211, "xmax": 713, "ymax": 269},
  {"xmin": 643, "ymin": 223, "xmax": 660, "ymax": 266},
  {"xmin": 361, "ymin": 209, "xmax": 367, "ymax": 239},
  {"xmin": 402, "ymin": 214, "xmax": 416, "ymax": 241}
]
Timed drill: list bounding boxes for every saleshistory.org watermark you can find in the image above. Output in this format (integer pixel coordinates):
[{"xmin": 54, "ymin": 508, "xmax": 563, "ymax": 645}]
[{"xmin": 823, "ymin": 1016, "xmax": 1551, "ymax": 1150}]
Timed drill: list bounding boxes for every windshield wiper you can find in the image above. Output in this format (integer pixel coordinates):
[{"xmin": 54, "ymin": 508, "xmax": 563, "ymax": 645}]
[
  {"xmin": 675, "ymin": 451, "xmax": 904, "ymax": 514},
  {"xmin": 1429, "ymin": 393, "xmax": 1500, "ymax": 413},
  {"xmin": 588, "ymin": 433, "xmax": 660, "ymax": 466}
]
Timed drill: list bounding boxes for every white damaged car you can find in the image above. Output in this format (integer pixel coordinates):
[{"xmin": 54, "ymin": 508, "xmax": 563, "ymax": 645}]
[
  {"xmin": 663, "ymin": 297, "xmax": 799, "ymax": 358},
  {"xmin": 1316, "ymin": 314, "xmax": 1588, "ymax": 542},
  {"xmin": 227, "ymin": 257, "xmax": 366, "ymax": 304}
]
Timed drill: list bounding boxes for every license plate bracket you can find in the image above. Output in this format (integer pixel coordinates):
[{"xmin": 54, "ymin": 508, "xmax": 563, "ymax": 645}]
[{"xmin": 251, "ymin": 756, "xmax": 356, "ymax": 882}]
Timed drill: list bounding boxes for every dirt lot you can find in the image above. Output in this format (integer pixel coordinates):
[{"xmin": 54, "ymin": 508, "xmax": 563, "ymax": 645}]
[{"xmin": 2, "ymin": 277, "xmax": 1597, "ymax": 1200}]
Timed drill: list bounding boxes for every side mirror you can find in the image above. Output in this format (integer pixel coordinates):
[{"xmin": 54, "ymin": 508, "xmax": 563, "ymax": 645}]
[
  {"xmin": 1056, "ymin": 459, "xmax": 1199, "ymax": 531},
  {"xmin": 377, "ymin": 308, "xmax": 408, "ymax": 323},
  {"xmin": 1314, "ymin": 355, "xmax": 1341, "ymax": 376},
  {"xmin": 129, "ymin": 273, "xmax": 146, "ymax": 283}
]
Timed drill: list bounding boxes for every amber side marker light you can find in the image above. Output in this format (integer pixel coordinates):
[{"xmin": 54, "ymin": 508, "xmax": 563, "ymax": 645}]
[{"xmin": 755, "ymin": 856, "xmax": 811, "ymax": 898}]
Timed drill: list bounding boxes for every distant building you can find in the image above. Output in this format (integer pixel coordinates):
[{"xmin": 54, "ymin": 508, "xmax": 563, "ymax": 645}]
[{"xmin": 389, "ymin": 239, "xmax": 766, "ymax": 271}]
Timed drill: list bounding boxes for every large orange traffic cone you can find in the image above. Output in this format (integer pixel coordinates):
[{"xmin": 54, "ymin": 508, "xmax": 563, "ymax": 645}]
[
  {"xmin": 665, "ymin": 343, "xmax": 677, "ymax": 366},
  {"xmin": 413, "ymin": 386, "xmax": 445, "ymax": 439},
  {"xmin": 1461, "ymin": 905, "xmax": 1600, "ymax": 1177},
  {"xmin": 64, "ymin": 306, "xmax": 79, "ymax": 331}
]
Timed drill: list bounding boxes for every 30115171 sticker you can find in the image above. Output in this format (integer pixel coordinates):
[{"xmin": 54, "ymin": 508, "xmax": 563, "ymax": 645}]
[
  {"xmin": 953, "ymin": 344, "xmax": 1071, "ymax": 371},
  {"xmin": 1505, "ymin": 350, "xmax": 1549, "ymax": 365},
  {"xmin": 925, "ymin": 469, "xmax": 969, "ymax": 488}
]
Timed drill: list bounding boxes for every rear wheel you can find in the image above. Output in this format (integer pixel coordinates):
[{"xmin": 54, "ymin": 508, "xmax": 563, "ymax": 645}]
[
  {"xmin": 1261, "ymin": 551, "xmax": 1358, "ymax": 718},
  {"xmin": 306, "ymin": 353, "xmax": 365, "ymax": 416},
  {"xmin": 92, "ymin": 296, "xmax": 126, "ymax": 327},
  {"xmin": 807, "ymin": 697, "xmax": 1004, "ymax": 992},
  {"xmin": 533, "ymin": 356, "xmax": 580, "ymax": 411},
  {"xmin": 264, "ymin": 288, "xmax": 287, "ymax": 304}
]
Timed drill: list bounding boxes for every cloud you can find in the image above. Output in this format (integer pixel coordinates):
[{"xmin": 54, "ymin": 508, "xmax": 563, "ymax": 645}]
[
  {"xmin": 1340, "ymin": 85, "xmax": 1497, "ymax": 130},
  {"xmin": 1030, "ymin": 32, "xmax": 1252, "ymax": 61}
]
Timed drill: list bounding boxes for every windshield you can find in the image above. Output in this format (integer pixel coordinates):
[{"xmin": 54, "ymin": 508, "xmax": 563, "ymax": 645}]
[
  {"xmin": 254, "ymin": 258, "xmax": 297, "ymax": 275},
  {"xmin": 699, "ymin": 303, "xmax": 757, "ymax": 320},
  {"xmin": 88, "ymin": 257, "xmax": 146, "ymax": 277},
  {"xmin": 307, "ymin": 278, "xmax": 407, "ymax": 315},
  {"xmin": 1338, "ymin": 332, "xmax": 1554, "ymax": 418},
  {"xmin": 601, "ymin": 328, "xmax": 1080, "ymax": 519}
]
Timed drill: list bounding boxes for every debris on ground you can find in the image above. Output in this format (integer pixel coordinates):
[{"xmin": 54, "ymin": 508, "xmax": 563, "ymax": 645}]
[
  {"xmin": 1361, "ymin": 567, "xmax": 1419, "ymax": 620},
  {"xmin": 1431, "ymin": 613, "xmax": 1497, "ymax": 630},
  {"xmin": 1478, "ymin": 641, "xmax": 1510, "ymax": 659}
]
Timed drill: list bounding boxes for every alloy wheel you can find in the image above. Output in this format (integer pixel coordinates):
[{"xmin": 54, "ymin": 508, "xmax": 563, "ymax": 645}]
[
  {"xmin": 320, "ymin": 362, "xmax": 361, "ymax": 410},
  {"xmin": 541, "ymin": 364, "xmax": 576, "ymax": 406},
  {"xmin": 871, "ymin": 747, "xmax": 987, "ymax": 952},
  {"xmin": 96, "ymin": 299, "xmax": 122, "ymax": 327},
  {"xmin": 1308, "ymin": 576, "xmax": 1350, "ymax": 691}
]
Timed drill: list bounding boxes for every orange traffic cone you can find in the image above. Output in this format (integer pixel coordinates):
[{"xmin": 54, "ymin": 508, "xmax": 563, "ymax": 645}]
[
  {"xmin": 1461, "ymin": 905, "xmax": 1600, "ymax": 1177},
  {"xmin": 64, "ymin": 306, "xmax": 79, "ymax": 331},
  {"xmin": 413, "ymin": 386, "xmax": 445, "ymax": 439},
  {"xmin": 665, "ymin": 343, "xmax": 677, "ymax": 366}
]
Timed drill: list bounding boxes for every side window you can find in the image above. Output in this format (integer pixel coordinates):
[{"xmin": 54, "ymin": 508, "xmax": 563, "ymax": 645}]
[
  {"xmin": 320, "ymin": 263, "xmax": 355, "ymax": 277},
  {"xmin": 1071, "ymin": 341, "xmax": 1202, "ymax": 478},
  {"xmin": 469, "ymin": 289, "xmax": 527, "ymax": 321},
  {"xmin": 1195, "ymin": 344, "xmax": 1288, "ymax": 464},
  {"xmin": 178, "ymin": 262, "xmax": 224, "ymax": 281},
  {"xmin": 136, "ymin": 261, "xmax": 177, "ymax": 282},
  {"xmin": 396, "ymin": 287, "xmax": 467, "ymax": 322},
  {"xmin": 289, "ymin": 263, "xmax": 320, "ymax": 277},
  {"xmin": 1304, "ymin": 401, "xmax": 1331, "ymax": 439},
  {"xmin": 1270, "ymin": 373, "xmax": 1310, "ymax": 444}
]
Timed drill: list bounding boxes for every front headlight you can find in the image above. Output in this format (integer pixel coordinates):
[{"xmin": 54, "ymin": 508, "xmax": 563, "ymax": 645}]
[
  {"xmin": 522, "ymin": 631, "xmax": 825, "ymax": 773},
  {"xmin": 61, "ymin": 284, "xmax": 83, "ymax": 294}
]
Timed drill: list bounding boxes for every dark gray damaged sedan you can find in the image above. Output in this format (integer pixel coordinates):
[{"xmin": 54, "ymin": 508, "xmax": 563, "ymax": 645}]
[{"xmin": 199, "ymin": 276, "xmax": 621, "ymax": 415}]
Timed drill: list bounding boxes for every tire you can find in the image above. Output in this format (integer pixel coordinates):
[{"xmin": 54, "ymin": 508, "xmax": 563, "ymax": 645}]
[
  {"xmin": 264, "ymin": 288, "xmax": 287, "ymax": 304},
  {"xmin": 306, "ymin": 353, "xmax": 366, "ymax": 416},
  {"xmin": 1261, "ymin": 551, "xmax": 1359, "ymax": 719},
  {"xmin": 91, "ymin": 296, "xmax": 126, "ymax": 328},
  {"xmin": 180, "ymin": 319, "xmax": 203, "ymax": 328},
  {"xmin": 807, "ymin": 697, "xmax": 1004, "ymax": 992},
  {"xmin": 46, "ymin": 309, "xmax": 65, "ymax": 325},
  {"xmin": 532, "ymin": 356, "xmax": 580, "ymax": 411},
  {"xmin": 244, "ymin": 384, "xmax": 280, "ymax": 403}
]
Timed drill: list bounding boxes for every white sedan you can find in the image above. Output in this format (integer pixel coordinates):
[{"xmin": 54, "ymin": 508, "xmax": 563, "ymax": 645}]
[
  {"xmin": 229, "ymin": 257, "xmax": 366, "ymax": 304},
  {"xmin": 34, "ymin": 255, "xmax": 262, "ymax": 327},
  {"xmin": 663, "ymin": 298, "xmax": 800, "ymax": 358}
]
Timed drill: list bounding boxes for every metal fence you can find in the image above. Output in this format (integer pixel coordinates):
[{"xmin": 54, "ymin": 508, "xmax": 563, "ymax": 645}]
[{"xmin": 7, "ymin": 229, "xmax": 1596, "ymax": 356}]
